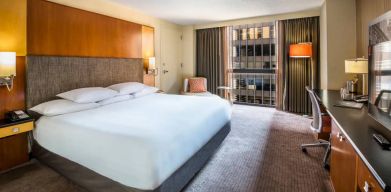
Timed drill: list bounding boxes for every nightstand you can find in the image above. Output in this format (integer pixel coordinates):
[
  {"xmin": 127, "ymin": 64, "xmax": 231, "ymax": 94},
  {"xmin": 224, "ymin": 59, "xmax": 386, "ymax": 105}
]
[{"xmin": 0, "ymin": 119, "xmax": 34, "ymax": 171}]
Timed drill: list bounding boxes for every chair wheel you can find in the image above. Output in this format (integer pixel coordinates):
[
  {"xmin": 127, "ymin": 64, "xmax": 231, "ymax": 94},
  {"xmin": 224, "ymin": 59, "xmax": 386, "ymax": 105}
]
[{"xmin": 301, "ymin": 148, "xmax": 307, "ymax": 153}]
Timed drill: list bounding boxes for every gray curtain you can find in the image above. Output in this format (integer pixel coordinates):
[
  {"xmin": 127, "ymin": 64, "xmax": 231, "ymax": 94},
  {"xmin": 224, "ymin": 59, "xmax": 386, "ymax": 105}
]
[
  {"xmin": 276, "ymin": 17, "xmax": 320, "ymax": 114},
  {"xmin": 196, "ymin": 27, "xmax": 228, "ymax": 94}
]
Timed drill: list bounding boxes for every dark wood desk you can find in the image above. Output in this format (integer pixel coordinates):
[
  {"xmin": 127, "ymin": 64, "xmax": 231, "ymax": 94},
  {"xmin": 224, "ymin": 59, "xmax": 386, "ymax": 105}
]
[{"xmin": 314, "ymin": 90, "xmax": 391, "ymax": 192}]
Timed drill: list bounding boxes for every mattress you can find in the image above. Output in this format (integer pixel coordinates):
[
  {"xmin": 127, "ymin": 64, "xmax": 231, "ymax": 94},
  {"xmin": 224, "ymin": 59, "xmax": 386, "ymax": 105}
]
[{"xmin": 33, "ymin": 93, "xmax": 231, "ymax": 190}]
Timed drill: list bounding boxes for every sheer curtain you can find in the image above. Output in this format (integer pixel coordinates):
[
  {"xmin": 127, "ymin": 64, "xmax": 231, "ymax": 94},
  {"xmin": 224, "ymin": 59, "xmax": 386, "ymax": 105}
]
[
  {"xmin": 196, "ymin": 27, "xmax": 229, "ymax": 94},
  {"xmin": 276, "ymin": 17, "xmax": 320, "ymax": 114}
]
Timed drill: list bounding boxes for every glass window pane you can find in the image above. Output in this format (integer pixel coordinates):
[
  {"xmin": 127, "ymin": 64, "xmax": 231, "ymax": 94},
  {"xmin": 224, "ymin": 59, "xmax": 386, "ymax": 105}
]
[
  {"xmin": 229, "ymin": 23, "xmax": 276, "ymax": 106},
  {"xmin": 241, "ymin": 28, "xmax": 247, "ymax": 40},
  {"xmin": 262, "ymin": 26, "xmax": 270, "ymax": 38}
]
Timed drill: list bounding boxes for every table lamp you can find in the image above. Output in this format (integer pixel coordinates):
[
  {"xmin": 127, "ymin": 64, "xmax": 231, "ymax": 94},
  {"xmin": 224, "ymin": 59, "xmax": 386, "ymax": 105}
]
[
  {"xmin": 0, "ymin": 52, "xmax": 16, "ymax": 91},
  {"xmin": 345, "ymin": 58, "xmax": 368, "ymax": 95}
]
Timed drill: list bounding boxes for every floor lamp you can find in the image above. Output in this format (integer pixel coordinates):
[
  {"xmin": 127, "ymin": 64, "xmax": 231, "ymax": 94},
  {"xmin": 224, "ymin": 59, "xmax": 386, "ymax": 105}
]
[
  {"xmin": 289, "ymin": 43, "xmax": 313, "ymax": 116},
  {"xmin": 289, "ymin": 42, "xmax": 313, "ymax": 88}
]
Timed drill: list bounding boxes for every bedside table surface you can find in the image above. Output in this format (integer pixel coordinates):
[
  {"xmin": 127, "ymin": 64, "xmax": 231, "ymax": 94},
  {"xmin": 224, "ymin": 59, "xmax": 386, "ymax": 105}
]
[{"xmin": 0, "ymin": 118, "xmax": 34, "ymax": 129}]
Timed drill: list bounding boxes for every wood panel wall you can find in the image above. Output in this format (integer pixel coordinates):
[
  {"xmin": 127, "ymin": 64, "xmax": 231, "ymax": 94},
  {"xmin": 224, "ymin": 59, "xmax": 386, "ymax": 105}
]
[
  {"xmin": 27, "ymin": 0, "xmax": 142, "ymax": 58},
  {"xmin": 142, "ymin": 25, "xmax": 155, "ymax": 86},
  {"xmin": 356, "ymin": 0, "xmax": 391, "ymax": 57},
  {"xmin": 0, "ymin": 57, "xmax": 26, "ymax": 119}
]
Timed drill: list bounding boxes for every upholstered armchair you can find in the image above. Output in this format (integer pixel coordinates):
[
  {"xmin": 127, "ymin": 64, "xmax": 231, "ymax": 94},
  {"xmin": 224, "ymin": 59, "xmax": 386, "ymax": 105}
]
[{"xmin": 181, "ymin": 77, "xmax": 213, "ymax": 96}]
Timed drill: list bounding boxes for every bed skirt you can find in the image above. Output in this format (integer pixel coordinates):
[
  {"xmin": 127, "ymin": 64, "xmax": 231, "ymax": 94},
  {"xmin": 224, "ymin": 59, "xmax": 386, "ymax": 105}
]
[{"xmin": 32, "ymin": 121, "xmax": 231, "ymax": 192}]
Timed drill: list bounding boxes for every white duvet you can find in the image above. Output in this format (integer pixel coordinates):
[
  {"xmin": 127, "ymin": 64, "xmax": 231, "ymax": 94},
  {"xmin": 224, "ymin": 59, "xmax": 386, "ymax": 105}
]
[{"xmin": 33, "ymin": 93, "xmax": 231, "ymax": 190}]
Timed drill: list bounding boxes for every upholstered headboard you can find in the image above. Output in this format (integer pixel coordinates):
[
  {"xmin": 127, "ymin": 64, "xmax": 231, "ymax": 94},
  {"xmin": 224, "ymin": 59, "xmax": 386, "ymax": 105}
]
[{"xmin": 26, "ymin": 56, "xmax": 143, "ymax": 108}]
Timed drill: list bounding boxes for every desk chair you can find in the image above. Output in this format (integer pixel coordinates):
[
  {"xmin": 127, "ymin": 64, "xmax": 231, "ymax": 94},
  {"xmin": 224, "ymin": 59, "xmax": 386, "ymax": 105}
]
[{"xmin": 301, "ymin": 86, "xmax": 331, "ymax": 169}]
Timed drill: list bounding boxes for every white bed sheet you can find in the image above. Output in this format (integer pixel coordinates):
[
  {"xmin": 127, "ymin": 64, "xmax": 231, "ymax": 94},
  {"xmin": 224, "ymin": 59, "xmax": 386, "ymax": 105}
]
[{"xmin": 33, "ymin": 93, "xmax": 231, "ymax": 190}]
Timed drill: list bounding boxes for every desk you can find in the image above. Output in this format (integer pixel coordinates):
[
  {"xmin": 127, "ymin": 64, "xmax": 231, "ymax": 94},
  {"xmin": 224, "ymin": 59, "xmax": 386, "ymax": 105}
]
[{"xmin": 314, "ymin": 90, "xmax": 391, "ymax": 192}]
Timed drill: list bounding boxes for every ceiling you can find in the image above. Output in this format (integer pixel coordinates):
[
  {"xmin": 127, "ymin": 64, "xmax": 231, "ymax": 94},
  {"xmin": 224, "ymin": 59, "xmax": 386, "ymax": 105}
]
[{"xmin": 108, "ymin": 0, "xmax": 324, "ymax": 25}]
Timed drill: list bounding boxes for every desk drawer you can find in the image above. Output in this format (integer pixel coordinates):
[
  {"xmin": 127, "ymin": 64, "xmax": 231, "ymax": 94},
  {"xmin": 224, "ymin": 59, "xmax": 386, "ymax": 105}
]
[
  {"xmin": 0, "ymin": 122, "xmax": 34, "ymax": 138},
  {"xmin": 330, "ymin": 120, "xmax": 357, "ymax": 192},
  {"xmin": 357, "ymin": 157, "xmax": 383, "ymax": 192}
]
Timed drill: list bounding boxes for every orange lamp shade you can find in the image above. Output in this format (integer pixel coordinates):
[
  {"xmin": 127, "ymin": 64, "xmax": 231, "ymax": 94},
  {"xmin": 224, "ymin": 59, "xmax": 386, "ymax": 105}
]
[{"xmin": 289, "ymin": 43, "xmax": 312, "ymax": 58}]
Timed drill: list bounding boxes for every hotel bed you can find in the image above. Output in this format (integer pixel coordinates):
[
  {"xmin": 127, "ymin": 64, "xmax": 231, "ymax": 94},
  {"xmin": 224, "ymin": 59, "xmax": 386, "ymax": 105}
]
[{"xmin": 26, "ymin": 56, "xmax": 231, "ymax": 192}]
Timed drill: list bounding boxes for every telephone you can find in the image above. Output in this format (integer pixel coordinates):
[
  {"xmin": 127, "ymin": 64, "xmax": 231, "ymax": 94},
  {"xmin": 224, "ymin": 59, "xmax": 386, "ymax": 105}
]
[{"xmin": 5, "ymin": 110, "xmax": 31, "ymax": 122}]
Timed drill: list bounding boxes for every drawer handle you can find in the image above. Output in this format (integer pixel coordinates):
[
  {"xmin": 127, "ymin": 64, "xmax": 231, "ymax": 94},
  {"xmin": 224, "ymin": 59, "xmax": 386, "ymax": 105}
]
[
  {"xmin": 12, "ymin": 127, "xmax": 20, "ymax": 133},
  {"xmin": 364, "ymin": 181, "xmax": 371, "ymax": 192},
  {"xmin": 337, "ymin": 132, "xmax": 345, "ymax": 142}
]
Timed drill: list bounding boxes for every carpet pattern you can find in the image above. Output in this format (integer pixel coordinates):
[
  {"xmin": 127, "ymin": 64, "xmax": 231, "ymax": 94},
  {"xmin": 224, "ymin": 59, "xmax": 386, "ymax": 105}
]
[{"xmin": 0, "ymin": 105, "xmax": 333, "ymax": 192}]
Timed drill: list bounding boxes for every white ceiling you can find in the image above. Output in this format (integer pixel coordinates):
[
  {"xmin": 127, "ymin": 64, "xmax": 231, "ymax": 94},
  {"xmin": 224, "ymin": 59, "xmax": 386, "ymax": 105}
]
[{"xmin": 108, "ymin": 0, "xmax": 324, "ymax": 25}]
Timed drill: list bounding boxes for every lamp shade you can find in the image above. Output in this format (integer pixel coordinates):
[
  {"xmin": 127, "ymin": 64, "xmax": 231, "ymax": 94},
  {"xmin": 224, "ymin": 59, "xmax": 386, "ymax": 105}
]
[
  {"xmin": 148, "ymin": 57, "xmax": 156, "ymax": 70},
  {"xmin": 289, "ymin": 43, "xmax": 312, "ymax": 58},
  {"xmin": 0, "ymin": 52, "xmax": 16, "ymax": 77},
  {"xmin": 345, "ymin": 58, "xmax": 368, "ymax": 74}
]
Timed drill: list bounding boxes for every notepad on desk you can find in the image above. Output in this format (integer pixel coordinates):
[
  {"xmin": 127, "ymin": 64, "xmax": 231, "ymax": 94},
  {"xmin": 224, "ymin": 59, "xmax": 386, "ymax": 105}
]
[{"xmin": 334, "ymin": 101, "xmax": 364, "ymax": 109}]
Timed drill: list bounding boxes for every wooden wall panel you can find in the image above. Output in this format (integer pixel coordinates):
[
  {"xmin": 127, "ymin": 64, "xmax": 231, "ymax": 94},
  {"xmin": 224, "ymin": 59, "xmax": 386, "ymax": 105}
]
[
  {"xmin": 356, "ymin": 0, "xmax": 391, "ymax": 57},
  {"xmin": 0, "ymin": 57, "xmax": 26, "ymax": 119},
  {"xmin": 142, "ymin": 25, "xmax": 155, "ymax": 86},
  {"xmin": 27, "ymin": 0, "xmax": 142, "ymax": 58},
  {"xmin": 142, "ymin": 25, "xmax": 155, "ymax": 69}
]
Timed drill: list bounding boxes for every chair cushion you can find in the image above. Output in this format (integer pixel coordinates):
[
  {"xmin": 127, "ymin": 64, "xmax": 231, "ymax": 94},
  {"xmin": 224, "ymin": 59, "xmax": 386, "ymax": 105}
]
[{"xmin": 188, "ymin": 78, "xmax": 207, "ymax": 93}]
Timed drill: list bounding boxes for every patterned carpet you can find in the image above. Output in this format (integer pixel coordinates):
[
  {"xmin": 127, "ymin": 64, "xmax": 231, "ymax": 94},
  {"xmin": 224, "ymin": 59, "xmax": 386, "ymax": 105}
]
[{"xmin": 0, "ymin": 105, "xmax": 333, "ymax": 192}]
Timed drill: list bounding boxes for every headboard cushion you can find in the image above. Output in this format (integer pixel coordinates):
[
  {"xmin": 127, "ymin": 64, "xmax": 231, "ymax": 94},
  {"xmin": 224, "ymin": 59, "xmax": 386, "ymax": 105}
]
[{"xmin": 26, "ymin": 56, "xmax": 143, "ymax": 108}]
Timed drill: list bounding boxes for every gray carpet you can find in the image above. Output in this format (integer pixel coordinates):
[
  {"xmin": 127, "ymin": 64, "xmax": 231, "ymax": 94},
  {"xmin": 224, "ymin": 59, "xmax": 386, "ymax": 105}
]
[{"xmin": 0, "ymin": 105, "xmax": 333, "ymax": 192}]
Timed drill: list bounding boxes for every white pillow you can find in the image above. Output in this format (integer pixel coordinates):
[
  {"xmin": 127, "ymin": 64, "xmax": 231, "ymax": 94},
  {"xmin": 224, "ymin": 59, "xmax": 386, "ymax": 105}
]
[
  {"xmin": 107, "ymin": 82, "xmax": 145, "ymax": 95},
  {"xmin": 30, "ymin": 99, "xmax": 100, "ymax": 116},
  {"xmin": 133, "ymin": 86, "xmax": 159, "ymax": 98},
  {"xmin": 57, "ymin": 87, "xmax": 118, "ymax": 103},
  {"xmin": 98, "ymin": 95, "xmax": 133, "ymax": 105}
]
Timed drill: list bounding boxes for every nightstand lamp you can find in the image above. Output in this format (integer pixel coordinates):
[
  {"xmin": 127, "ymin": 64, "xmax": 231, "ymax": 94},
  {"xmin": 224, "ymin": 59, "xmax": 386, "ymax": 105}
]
[
  {"xmin": 345, "ymin": 58, "xmax": 368, "ymax": 95},
  {"xmin": 0, "ymin": 52, "xmax": 16, "ymax": 91}
]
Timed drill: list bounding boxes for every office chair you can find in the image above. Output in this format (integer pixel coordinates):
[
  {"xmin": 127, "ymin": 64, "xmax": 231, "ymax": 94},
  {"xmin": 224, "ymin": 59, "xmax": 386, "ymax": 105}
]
[{"xmin": 301, "ymin": 86, "xmax": 331, "ymax": 169}]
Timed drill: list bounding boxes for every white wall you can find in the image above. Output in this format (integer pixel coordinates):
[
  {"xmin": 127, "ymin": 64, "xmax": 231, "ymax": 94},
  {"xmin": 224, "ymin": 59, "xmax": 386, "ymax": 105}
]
[
  {"xmin": 181, "ymin": 9, "xmax": 321, "ymax": 78},
  {"xmin": 321, "ymin": 0, "xmax": 357, "ymax": 90},
  {"xmin": 48, "ymin": 0, "xmax": 183, "ymax": 89},
  {"xmin": 181, "ymin": 25, "xmax": 196, "ymax": 79},
  {"xmin": 320, "ymin": 1, "xmax": 328, "ymax": 89}
]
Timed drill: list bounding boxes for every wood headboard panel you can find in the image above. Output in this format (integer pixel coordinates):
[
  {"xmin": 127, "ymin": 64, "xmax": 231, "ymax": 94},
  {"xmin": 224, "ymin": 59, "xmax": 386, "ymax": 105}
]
[{"xmin": 26, "ymin": 56, "xmax": 143, "ymax": 108}]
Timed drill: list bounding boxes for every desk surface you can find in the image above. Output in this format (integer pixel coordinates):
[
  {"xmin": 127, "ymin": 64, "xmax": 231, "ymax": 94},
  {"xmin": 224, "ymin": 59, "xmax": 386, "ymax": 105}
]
[{"xmin": 314, "ymin": 90, "xmax": 391, "ymax": 191}]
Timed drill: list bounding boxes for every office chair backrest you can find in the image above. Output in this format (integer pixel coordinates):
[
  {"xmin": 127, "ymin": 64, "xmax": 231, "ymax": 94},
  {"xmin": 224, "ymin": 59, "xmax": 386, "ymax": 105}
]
[{"xmin": 306, "ymin": 86, "xmax": 322, "ymax": 133}]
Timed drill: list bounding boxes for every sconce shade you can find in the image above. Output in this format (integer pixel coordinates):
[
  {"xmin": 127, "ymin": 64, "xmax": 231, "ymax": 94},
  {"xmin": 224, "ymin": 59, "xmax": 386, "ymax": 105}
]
[
  {"xmin": 0, "ymin": 52, "xmax": 16, "ymax": 77},
  {"xmin": 289, "ymin": 43, "xmax": 312, "ymax": 58},
  {"xmin": 149, "ymin": 57, "xmax": 156, "ymax": 70},
  {"xmin": 345, "ymin": 58, "xmax": 368, "ymax": 74}
]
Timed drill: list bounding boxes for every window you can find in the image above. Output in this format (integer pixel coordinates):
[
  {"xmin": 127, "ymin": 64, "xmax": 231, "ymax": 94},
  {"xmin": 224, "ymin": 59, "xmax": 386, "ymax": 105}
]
[{"xmin": 228, "ymin": 22, "xmax": 277, "ymax": 106}]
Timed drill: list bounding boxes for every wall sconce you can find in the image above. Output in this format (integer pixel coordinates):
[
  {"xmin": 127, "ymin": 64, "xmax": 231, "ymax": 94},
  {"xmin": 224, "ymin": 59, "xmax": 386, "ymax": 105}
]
[
  {"xmin": 0, "ymin": 52, "xmax": 16, "ymax": 91},
  {"xmin": 148, "ymin": 57, "xmax": 158, "ymax": 76}
]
